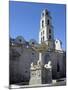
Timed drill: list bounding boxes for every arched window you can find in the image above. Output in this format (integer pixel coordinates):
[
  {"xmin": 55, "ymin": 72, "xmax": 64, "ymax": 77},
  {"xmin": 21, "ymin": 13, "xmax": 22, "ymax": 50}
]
[
  {"xmin": 47, "ymin": 19, "xmax": 50, "ymax": 25},
  {"xmin": 19, "ymin": 39, "xmax": 22, "ymax": 42},
  {"xmin": 42, "ymin": 12, "xmax": 44, "ymax": 17},
  {"xmin": 49, "ymin": 29, "xmax": 51, "ymax": 33},
  {"xmin": 46, "ymin": 11, "xmax": 49, "ymax": 15},
  {"xmin": 49, "ymin": 35, "xmax": 51, "ymax": 39},
  {"xmin": 32, "ymin": 42, "xmax": 34, "ymax": 45},
  {"xmin": 41, "ymin": 32, "xmax": 42, "ymax": 36},
  {"xmin": 41, "ymin": 38, "xmax": 42, "ymax": 42},
  {"xmin": 43, "ymin": 36, "xmax": 44, "ymax": 41},
  {"xmin": 43, "ymin": 30, "xmax": 44, "ymax": 34}
]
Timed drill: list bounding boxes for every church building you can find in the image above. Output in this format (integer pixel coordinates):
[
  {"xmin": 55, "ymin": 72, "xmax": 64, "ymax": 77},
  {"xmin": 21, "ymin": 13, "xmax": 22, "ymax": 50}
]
[{"xmin": 10, "ymin": 9, "xmax": 66, "ymax": 85}]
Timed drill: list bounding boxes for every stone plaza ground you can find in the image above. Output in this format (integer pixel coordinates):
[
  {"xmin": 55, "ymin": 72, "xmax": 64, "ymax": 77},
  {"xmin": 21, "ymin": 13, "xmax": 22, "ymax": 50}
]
[{"xmin": 9, "ymin": 78, "xmax": 66, "ymax": 89}]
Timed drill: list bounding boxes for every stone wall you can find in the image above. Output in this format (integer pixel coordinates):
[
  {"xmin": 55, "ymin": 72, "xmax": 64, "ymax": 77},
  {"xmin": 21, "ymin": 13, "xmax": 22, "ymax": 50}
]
[
  {"xmin": 10, "ymin": 44, "xmax": 66, "ymax": 84},
  {"xmin": 43, "ymin": 51, "xmax": 66, "ymax": 79},
  {"xmin": 10, "ymin": 45, "xmax": 39, "ymax": 84}
]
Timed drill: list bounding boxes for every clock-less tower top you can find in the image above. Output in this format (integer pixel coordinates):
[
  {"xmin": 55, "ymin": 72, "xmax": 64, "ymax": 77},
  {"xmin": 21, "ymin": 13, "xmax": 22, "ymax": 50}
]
[{"xmin": 39, "ymin": 9, "xmax": 54, "ymax": 49}]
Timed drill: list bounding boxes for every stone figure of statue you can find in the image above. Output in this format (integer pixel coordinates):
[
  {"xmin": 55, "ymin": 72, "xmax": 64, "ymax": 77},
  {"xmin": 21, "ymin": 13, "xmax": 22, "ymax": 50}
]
[
  {"xmin": 48, "ymin": 61, "xmax": 52, "ymax": 69},
  {"xmin": 44, "ymin": 61, "xmax": 52, "ymax": 69},
  {"xmin": 37, "ymin": 60, "xmax": 41, "ymax": 66},
  {"xmin": 31, "ymin": 62, "xmax": 33, "ymax": 67}
]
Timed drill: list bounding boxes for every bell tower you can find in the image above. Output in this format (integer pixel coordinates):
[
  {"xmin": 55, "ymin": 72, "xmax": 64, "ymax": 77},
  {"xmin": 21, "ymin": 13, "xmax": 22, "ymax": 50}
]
[{"xmin": 39, "ymin": 9, "xmax": 54, "ymax": 49}]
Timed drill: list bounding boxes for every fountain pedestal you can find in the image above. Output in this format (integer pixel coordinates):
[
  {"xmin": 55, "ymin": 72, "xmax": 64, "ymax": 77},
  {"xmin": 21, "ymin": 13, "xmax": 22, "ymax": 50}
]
[{"xmin": 29, "ymin": 43, "xmax": 52, "ymax": 85}]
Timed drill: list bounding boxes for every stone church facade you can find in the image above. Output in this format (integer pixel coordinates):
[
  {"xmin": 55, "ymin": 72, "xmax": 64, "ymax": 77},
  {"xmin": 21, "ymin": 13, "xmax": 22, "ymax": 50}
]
[
  {"xmin": 10, "ymin": 37, "xmax": 39, "ymax": 84},
  {"xmin": 10, "ymin": 9, "xmax": 66, "ymax": 85}
]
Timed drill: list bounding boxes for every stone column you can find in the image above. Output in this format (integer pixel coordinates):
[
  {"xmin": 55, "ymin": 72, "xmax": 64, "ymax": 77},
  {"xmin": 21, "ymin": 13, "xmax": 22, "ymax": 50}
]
[
  {"xmin": 39, "ymin": 52, "xmax": 43, "ymax": 65},
  {"xmin": 39, "ymin": 52, "xmax": 42, "ymax": 61}
]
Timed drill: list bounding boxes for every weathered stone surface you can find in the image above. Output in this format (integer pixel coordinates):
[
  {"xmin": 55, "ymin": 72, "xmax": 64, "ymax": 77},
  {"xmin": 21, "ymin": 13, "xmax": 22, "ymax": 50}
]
[{"xmin": 29, "ymin": 60, "xmax": 52, "ymax": 85}]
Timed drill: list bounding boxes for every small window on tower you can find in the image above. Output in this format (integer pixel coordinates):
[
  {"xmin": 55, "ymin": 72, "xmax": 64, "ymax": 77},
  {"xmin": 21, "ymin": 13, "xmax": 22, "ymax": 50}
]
[
  {"xmin": 56, "ymin": 41, "xmax": 58, "ymax": 43},
  {"xmin": 41, "ymin": 32, "xmax": 42, "ymax": 36},
  {"xmin": 43, "ymin": 31, "xmax": 44, "ymax": 34},
  {"xmin": 49, "ymin": 29, "xmax": 51, "ymax": 33},
  {"xmin": 42, "ymin": 12, "xmax": 44, "ymax": 17},
  {"xmin": 46, "ymin": 11, "xmax": 49, "ymax": 15},
  {"xmin": 42, "ymin": 20, "xmax": 44, "ymax": 28},
  {"xmin": 41, "ymin": 38, "xmax": 42, "ymax": 42},
  {"xmin": 49, "ymin": 35, "xmax": 51, "ymax": 39},
  {"xmin": 32, "ymin": 42, "xmax": 34, "ymax": 45},
  {"xmin": 47, "ymin": 19, "xmax": 50, "ymax": 25},
  {"xmin": 43, "ymin": 36, "xmax": 44, "ymax": 41},
  {"xmin": 19, "ymin": 39, "xmax": 22, "ymax": 42}
]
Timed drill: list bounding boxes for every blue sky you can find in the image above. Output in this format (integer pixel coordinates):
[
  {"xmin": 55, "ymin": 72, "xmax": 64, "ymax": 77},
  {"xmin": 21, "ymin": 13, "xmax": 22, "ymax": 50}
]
[{"xmin": 9, "ymin": 1, "xmax": 66, "ymax": 49}]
